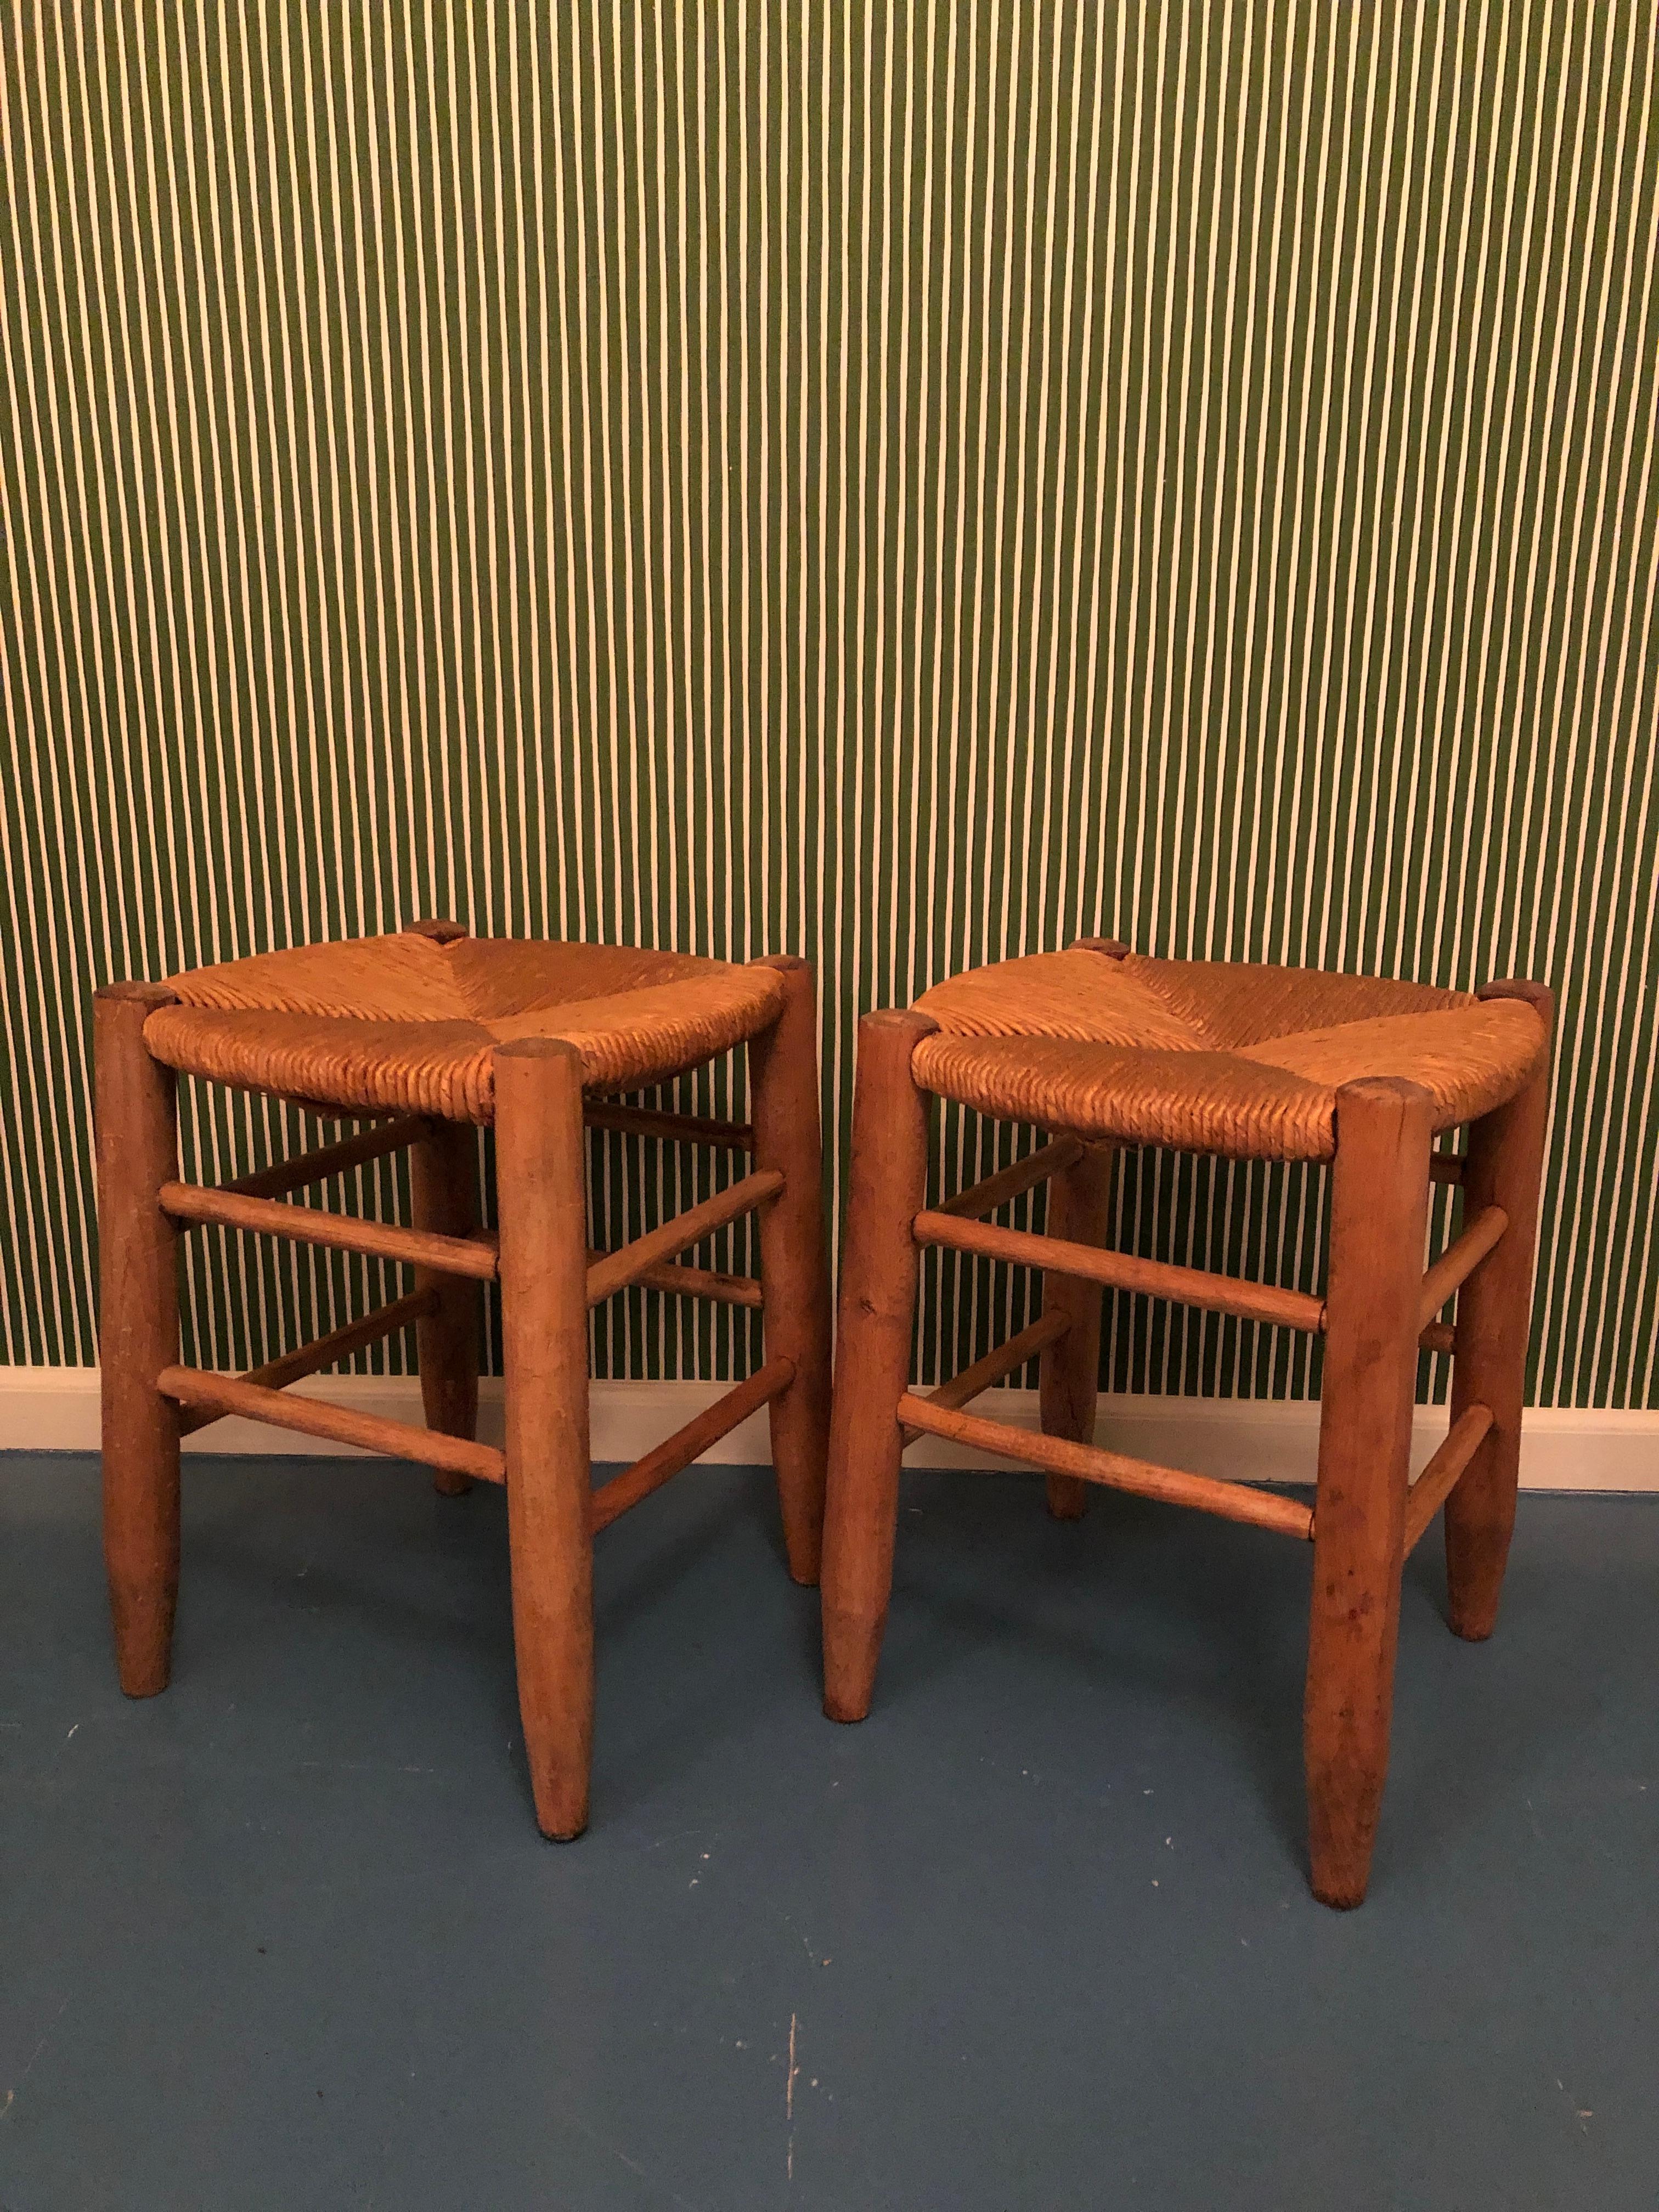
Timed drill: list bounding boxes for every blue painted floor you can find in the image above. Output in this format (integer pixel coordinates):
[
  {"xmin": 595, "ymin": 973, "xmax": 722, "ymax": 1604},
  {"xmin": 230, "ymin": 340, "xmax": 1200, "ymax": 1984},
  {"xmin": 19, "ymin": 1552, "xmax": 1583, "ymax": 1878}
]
[{"xmin": 2, "ymin": 1451, "xmax": 1655, "ymax": 2209}]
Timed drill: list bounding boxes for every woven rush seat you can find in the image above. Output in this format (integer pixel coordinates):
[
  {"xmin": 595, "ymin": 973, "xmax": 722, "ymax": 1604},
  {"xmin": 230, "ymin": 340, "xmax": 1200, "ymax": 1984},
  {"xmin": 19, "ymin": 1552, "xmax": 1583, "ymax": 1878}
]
[
  {"xmin": 910, "ymin": 945, "xmax": 1549, "ymax": 1159},
  {"xmin": 144, "ymin": 932, "xmax": 788, "ymax": 1121}
]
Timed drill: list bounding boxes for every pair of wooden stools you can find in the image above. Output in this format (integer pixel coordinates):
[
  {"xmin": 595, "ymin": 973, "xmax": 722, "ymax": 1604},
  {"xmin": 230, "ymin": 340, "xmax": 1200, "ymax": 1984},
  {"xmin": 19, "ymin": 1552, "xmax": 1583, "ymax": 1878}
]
[{"xmin": 97, "ymin": 926, "xmax": 1551, "ymax": 1905}]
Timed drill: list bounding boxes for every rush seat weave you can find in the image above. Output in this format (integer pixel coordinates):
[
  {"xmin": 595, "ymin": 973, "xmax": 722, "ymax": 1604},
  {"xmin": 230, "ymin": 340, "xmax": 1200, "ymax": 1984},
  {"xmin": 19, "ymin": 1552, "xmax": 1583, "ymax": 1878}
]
[
  {"xmin": 144, "ymin": 933, "xmax": 787, "ymax": 1121},
  {"xmin": 911, "ymin": 945, "xmax": 1549, "ymax": 1159}
]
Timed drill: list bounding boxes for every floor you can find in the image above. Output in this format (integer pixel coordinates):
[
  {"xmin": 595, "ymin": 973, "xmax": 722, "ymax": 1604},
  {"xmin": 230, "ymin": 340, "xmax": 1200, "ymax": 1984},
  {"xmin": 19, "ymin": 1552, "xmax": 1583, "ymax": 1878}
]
[{"xmin": 2, "ymin": 1452, "xmax": 1655, "ymax": 2211}]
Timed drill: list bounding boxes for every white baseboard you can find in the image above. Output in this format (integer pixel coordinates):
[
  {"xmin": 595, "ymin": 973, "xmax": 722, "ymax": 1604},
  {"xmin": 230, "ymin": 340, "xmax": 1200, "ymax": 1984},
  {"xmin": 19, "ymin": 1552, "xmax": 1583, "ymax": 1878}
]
[
  {"xmin": 0, "ymin": 1369, "xmax": 785, "ymax": 1466},
  {"xmin": 2, "ymin": 1368, "xmax": 1655, "ymax": 1492}
]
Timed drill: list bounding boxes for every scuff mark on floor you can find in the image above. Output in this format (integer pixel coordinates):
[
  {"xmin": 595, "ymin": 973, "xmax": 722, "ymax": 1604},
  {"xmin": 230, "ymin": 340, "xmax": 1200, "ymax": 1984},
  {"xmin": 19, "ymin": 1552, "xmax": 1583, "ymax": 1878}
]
[
  {"xmin": 3, "ymin": 1995, "xmax": 71, "ymax": 2121},
  {"xmin": 560, "ymin": 2106, "xmax": 703, "ymax": 2208},
  {"xmin": 786, "ymin": 2010, "xmax": 799, "ymax": 2183}
]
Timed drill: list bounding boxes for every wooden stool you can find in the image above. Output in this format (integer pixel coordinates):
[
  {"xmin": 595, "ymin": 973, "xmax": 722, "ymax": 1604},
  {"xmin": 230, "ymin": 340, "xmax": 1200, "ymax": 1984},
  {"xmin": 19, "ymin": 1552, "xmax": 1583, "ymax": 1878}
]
[
  {"xmin": 96, "ymin": 922, "xmax": 832, "ymax": 1839},
  {"xmin": 821, "ymin": 940, "xmax": 1553, "ymax": 1906}
]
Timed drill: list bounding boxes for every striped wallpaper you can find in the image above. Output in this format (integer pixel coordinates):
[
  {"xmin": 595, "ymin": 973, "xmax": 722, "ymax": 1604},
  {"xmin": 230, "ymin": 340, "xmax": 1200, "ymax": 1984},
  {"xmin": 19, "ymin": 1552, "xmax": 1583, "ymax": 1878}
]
[{"xmin": 1, "ymin": 2, "xmax": 1656, "ymax": 1408}]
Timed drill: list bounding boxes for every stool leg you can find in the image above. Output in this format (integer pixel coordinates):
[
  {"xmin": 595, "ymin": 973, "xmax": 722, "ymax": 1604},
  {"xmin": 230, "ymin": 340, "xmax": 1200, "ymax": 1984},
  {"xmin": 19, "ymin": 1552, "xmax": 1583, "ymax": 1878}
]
[
  {"xmin": 95, "ymin": 982, "xmax": 184, "ymax": 1697},
  {"xmin": 820, "ymin": 1010, "xmax": 937, "ymax": 1722},
  {"xmin": 748, "ymin": 957, "xmax": 833, "ymax": 1584},
  {"xmin": 1445, "ymin": 981, "xmax": 1554, "ymax": 1641},
  {"xmin": 494, "ymin": 1040, "xmax": 594, "ymax": 1840},
  {"xmin": 1305, "ymin": 1077, "xmax": 1431, "ymax": 1908},
  {"xmin": 1039, "ymin": 1142, "xmax": 1115, "ymax": 1519},
  {"xmin": 410, "ymin": 1120, "xmax": 482, "ymax": 1496}
]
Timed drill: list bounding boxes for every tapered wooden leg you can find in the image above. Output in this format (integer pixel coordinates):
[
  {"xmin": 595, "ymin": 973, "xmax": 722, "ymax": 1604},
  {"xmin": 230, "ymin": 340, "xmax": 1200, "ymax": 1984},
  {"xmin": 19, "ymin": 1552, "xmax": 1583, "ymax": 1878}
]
[
  {"xmin": 820, "ymin": 1010, "xmax": 938, "ymax": 1722},
  {"xmin": 1039, "ymin": 1142, "xmax": 1115, "ymax": 1519},
  {"xmin": 95, "ymin": 982, "xmax": 184, "ymax": 1697},
  {"xmin": 1446, "ymin": 980, "xmax": 1555, "ymax": 1641},
  {"xmin": 410, "ymin": 1119, "xmax": 482, "ymax": 1496},
  {"xmin": 494, "ymin": 1039, "xmax": 594, "ymax": 1841},
  {"xmin": 1305, "ymin": 1077, "xmax": 1431, "ymax": 1908},
  {"xmin": 748, "ymin": 956, "xmax": 834, "ymax": 1584}
]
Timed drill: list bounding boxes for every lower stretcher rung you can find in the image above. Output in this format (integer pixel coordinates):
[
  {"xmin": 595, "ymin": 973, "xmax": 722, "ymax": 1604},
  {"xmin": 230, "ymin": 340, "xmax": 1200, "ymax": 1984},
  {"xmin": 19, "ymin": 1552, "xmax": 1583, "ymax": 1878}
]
[
  {"xmin": 159, "ymin": 1364, "xmax": 505, "ymax": 1483},
  {"xmin": 176, "ymin": 1288, "xmax": 438, "ymax": 1436},
  {"xmin": 896, "ymin": 1393, "xmax": 1314, "ymax": 1539},
  {"xmin": 590, "ymin": 1357, "xmax": 795, "ymax": 1532},
  {"xmin": 1402, "ymin": 1403, "xmax": 1494, "ymax": 1554}
]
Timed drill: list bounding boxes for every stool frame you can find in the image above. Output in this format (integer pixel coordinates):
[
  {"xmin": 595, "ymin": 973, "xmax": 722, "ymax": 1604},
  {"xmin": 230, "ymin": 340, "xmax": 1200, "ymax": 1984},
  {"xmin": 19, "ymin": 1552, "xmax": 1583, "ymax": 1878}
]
[
  {"xmin": 821, "ymin": 942, "xmax": 1553, "ymax": 1907},
  {"xmin": 97, "ymin": 925, "xmax": 832, "ymax": 1842}
]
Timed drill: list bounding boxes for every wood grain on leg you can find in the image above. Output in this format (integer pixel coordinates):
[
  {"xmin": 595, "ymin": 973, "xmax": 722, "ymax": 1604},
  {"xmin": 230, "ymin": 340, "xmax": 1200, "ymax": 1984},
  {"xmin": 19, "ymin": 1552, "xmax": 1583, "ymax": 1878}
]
[
  {"xmin": 410, "ymin": 1119, "xmax": 482, "ymax": 1495},
  {"xmin": 494, "ymin": 1039, "xmax": 594, "ymax": 1841},
  {"xmin": 820, "ymin": 1011, "xmax": 937, "ymax": 1722},
  {"xmin": 1445, "ymin": 980, "xmax": 1555, "ymax": 1641},
  {"xmin": 1039, "ymin": 1142, "xmax": 1115, "ymax": 1519},
  {"xmin": 748, "ymin": 956, "xmax": 834, "ymax": 1584},
  {"xmin": 1047, "ymin": 933, "xmax": 1125, "ymax": 1523},
  {"xmin": 1305, "ymin": 1077, "xmax": 1431, "ymax": 1909},
  {"xmin": 95, "ymin": 983, "xmax": 184, "ymax": 1697}
]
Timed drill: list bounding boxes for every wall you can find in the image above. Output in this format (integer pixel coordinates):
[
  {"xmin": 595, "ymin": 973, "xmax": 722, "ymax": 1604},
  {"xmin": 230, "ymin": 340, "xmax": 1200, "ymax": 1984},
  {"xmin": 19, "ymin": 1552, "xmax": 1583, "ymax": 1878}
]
[{"xmin": 1, "ymin": 1, "xmax": 1655, "ymax": 1405}]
